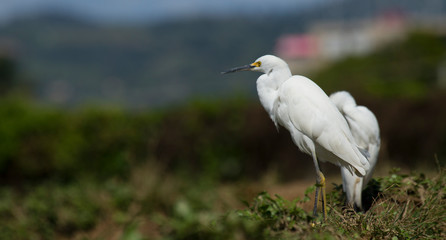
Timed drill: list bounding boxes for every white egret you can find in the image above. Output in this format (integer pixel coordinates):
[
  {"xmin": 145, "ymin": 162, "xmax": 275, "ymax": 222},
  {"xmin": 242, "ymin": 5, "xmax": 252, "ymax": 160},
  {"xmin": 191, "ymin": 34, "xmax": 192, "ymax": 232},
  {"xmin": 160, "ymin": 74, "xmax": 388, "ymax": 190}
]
[
  {"xmin": 329, "ymin": 91, "xmax": 380, "ymax": 211},
  {"xmin": 222, "ymin": 55, "xmax": 370, "ymax": 219}
]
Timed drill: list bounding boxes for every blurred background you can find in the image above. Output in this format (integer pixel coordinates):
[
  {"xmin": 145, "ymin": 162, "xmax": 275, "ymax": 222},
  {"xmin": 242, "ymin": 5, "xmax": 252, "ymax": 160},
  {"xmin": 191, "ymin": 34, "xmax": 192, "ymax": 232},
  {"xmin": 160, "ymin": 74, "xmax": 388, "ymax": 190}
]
[{"xmin": 0, "ymin": 0, "xmax": 445, "ymax": 239}]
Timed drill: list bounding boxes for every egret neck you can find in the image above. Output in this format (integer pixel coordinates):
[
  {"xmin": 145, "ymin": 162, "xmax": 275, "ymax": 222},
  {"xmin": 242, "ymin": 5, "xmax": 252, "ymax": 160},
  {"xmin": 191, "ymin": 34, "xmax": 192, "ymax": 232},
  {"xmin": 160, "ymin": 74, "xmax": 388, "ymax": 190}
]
[{"xmin": 255, "ymin": 57, "xmax": 291, "ymax": 129}]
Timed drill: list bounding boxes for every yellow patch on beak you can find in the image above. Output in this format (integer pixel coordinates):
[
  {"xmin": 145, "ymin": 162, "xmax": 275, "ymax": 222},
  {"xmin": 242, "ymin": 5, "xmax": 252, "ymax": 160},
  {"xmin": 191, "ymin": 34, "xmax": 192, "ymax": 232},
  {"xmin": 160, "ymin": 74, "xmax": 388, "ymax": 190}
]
[{"xmin": 251, "ymin": 61, "xmax": 261, "ymax": 68}]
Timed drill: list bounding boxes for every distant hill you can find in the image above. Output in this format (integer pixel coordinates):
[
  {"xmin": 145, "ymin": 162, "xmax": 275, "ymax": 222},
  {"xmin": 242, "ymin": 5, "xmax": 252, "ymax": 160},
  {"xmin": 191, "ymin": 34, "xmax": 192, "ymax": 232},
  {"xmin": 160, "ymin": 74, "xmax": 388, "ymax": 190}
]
[
  {"xmin": 0, "ymin": 0, "xmax": 445, "ymax": 108},
  {"xmin": 0, "ymin": 15, "xmax": 297, "ymax": 108}
]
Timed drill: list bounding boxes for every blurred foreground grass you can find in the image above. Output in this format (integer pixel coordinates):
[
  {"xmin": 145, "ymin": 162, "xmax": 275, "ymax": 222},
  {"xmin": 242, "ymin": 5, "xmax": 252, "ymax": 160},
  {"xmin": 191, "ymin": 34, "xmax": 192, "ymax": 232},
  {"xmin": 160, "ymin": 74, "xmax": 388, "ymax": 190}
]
[{"xmin": 0, "ymin": 159, "xmax": 444, "ymax": 239}]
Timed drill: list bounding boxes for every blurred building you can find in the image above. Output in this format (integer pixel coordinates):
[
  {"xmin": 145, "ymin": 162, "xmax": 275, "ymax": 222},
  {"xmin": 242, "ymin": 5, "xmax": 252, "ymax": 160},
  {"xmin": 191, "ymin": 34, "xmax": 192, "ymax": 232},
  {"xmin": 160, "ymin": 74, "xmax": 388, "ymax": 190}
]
[{"xmin": 275, "ymin": 10, "xmax": 446, "ymax": 73}]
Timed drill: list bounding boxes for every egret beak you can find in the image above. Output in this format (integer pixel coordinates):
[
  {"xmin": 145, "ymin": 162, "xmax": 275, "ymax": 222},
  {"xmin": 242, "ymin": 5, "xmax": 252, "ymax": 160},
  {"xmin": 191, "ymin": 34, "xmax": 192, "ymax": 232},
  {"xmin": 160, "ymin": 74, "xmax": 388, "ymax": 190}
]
[{"xmin": 221, "ymin": 64, "xmax": 254, "ymax": 74}]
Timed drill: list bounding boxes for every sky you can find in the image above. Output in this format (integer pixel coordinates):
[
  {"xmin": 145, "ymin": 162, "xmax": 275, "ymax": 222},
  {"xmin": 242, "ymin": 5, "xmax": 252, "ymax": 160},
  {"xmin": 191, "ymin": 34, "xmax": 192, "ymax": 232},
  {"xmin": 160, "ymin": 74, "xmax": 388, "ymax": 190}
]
[{"xmin": 0, "ymin": 0, "xmax": 334, "ymax": 24}]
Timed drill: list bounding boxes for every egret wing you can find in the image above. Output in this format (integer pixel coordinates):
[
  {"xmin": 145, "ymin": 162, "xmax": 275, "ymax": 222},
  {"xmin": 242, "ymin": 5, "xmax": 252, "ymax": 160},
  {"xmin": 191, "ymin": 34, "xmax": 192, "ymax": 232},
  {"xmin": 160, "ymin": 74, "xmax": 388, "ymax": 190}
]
[{"xmin": 280, "ymin": 76, "xmax": 369, "ymax": 175}]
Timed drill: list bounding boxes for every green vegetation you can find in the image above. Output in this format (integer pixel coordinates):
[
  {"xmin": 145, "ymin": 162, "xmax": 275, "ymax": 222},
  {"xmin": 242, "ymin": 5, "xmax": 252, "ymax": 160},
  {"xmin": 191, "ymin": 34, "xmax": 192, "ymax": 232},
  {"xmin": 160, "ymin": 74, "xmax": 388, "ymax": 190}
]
[
  {"xmin": 312, "ymin": 32, "xmax": 446, "ymax": 99},
  {"xmin": 233, "ymin": 168, "xmax": 446, "ymax": 239},
  {"xmin": 0, "ymin": 98, "xmax": 164, "ymax": 181},
  {"xmin": 0, "ymin": 96, "xmax": 443, "ymax": 239},
  {"xmin": 1, "ymin": 152, "xmax": 444, "ymax": 239}
]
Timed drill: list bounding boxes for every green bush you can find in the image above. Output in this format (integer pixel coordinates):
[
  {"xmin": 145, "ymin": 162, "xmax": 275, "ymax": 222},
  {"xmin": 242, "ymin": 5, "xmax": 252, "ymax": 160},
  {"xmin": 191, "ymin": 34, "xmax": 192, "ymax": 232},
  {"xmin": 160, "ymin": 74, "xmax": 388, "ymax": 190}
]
[
  {"xmin": 0, "ymin": 99, "xmax": 165, "ymax": 182},
  {"xmin": 312, "ymin": 31, "xmax": 446, "ymax": 99}
]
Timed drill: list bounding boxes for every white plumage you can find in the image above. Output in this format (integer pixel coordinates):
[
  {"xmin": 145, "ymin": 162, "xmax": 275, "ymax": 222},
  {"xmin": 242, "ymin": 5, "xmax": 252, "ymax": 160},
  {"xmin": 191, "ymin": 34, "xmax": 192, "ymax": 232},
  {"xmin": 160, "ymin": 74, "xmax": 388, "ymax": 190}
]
[
  {"xmin": 330, "ymin": 91, "xmax": 380, "ymax": 210},
  {"xmin": 223, "ymin": 55, "xmax": 370, "ymax": 219}
]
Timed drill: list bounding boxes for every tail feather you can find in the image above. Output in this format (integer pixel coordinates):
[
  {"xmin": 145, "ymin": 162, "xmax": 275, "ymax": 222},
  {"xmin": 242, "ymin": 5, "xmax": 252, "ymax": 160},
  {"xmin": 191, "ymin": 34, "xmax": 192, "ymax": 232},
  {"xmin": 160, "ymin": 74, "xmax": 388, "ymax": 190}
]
[{"xmin": 354, "ymin": 165, "xmax": 366, "ymax": 177}]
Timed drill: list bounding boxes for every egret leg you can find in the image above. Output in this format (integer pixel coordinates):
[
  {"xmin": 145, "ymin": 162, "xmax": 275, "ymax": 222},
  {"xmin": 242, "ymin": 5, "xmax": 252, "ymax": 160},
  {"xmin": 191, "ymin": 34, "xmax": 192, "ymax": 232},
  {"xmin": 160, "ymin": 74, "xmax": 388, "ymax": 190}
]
[
  {"xmin": 313, "ymin": 171, "xmax": 327, "ymax": 220},
  {"xmin": 313, "ymin": 185, "xmax": 319, "ymax": 217},
  {"xmin": 318, "ymin": 171, "xmax": 327, "ymax": 221},
  {"xmin": 311, "ymin": 151, "xmax": 327, "ymax": 221}
]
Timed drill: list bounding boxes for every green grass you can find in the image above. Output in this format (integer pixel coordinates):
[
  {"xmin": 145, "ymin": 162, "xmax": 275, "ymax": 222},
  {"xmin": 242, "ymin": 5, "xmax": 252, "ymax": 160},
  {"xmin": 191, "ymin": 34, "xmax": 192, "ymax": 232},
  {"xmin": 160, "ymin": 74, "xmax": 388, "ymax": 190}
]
[
  {"xmin": 153, "ymin": 168, "xmax": 446, "ymax": 240},
  {"xmin": 1, "ymin": 163, "xmax": 444, "ymax": 240}
]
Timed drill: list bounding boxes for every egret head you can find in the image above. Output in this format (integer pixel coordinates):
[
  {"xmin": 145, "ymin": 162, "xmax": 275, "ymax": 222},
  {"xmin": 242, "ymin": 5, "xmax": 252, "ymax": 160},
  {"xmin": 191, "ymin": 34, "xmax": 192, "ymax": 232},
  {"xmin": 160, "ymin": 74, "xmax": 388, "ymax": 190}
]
[
  {"xmin": 221, "ymin": 55, "xmax": 288, "ymax": 75},
  {"xmin": 329, "ymin": 91, "xmax": 357, "ymax": 111}
]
